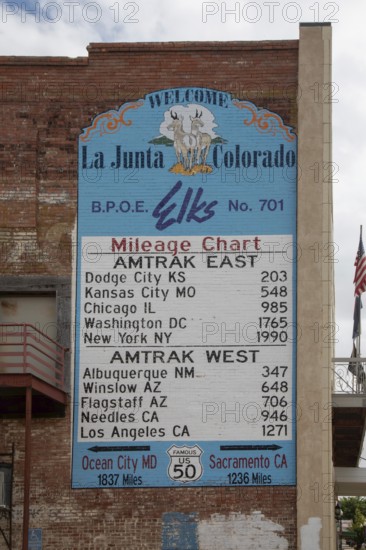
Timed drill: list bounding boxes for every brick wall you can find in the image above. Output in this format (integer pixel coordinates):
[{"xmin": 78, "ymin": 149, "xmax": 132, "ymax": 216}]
[
  {"xmin": 0, "ymin": 40, "xmax": 298, "ymax": 549},
  {"xmin": 3, "ymin": 410, "xmax": 297, "ymax": 549}
]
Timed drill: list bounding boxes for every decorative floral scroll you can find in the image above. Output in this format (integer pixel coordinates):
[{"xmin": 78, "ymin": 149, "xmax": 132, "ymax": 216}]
[
  {"xmin": 232, "ymin": 100, "xmax": 296, "ymax": 142},
  {"xmin": 80, "ymin": 100, "xmax": 144, "ymax": 143}
]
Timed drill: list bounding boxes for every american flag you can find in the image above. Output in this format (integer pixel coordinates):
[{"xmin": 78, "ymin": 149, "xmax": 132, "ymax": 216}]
[
  {"xmin": 350, "ymin": 230, "xmax": 366, "ymax": 373},
  {"xmin": 354, "ymin": 234, "xmax": 366, "ymax": 296}
]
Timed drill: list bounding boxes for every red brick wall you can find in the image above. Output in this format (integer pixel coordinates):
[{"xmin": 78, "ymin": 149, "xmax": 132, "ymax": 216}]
[
  {"xmin": 2, "ymin": 412, "xmax": 297, "ymax": 548},
  {"xmin": 0, "ymin": 41, "xmax": 298, "ymax": 549}
]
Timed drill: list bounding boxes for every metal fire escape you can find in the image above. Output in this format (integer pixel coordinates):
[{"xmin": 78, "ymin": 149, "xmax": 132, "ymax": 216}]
[
  {"xmin": 333, "ymin": 357, "xmax": 366, "ymax": 494},
  {"xmin": 0, "ymin": 323, "xmax": 68, "ymax": 550}
]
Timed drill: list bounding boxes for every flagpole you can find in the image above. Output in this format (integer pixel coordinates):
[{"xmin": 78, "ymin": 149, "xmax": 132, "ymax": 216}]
[
  {"xmin": 349, "ymin": 226, "xmax": 366, "ymax": 388},
  {"xmin": 359, "ymin": 225, "xmax": 363, "ymax": 359}
]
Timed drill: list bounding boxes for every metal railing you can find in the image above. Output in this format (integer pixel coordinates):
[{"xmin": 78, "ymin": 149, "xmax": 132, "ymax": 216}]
[
  {"xmin": 0, "ymin": 323, "xmax": 66, "ymax": 389},
  {"xmin": 333, "ymin": 357, "xmax": 366, "ymax": 395}
]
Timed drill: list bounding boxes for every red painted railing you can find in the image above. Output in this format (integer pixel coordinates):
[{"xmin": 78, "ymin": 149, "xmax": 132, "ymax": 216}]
[{"xmin": 0, "ymin": 323, "xmax": 66, "ymax": 389}]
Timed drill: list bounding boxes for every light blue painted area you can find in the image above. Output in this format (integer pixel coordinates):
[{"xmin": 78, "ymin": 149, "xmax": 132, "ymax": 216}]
[
  {"xmin": 72, "ymin": 88, "xmax": 297, "ymax": 490},
  {"xmin": 162, "ymin": 512, "xmax": 198, "ymax": 550},
  {"xmin": 77, "ymin": 90, "xmax": 296, "ymax": 237},
  {"xmin": 28, "ymin": 528, "xmax": 42, "ymax": 550},
  {"xmin": 71, "ymin": 440, "xmax": 295, "ymax": 488}
]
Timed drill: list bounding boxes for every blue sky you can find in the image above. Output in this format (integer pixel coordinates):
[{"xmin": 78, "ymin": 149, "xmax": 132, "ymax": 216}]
[{"xmin": 0, "ymin": 0, "xmax": 365, "ymax": 357}]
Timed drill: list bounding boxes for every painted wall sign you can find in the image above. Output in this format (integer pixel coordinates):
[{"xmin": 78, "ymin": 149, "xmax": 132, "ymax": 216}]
[
  {"xmin": 28, "ymin": 529, "xmax": 42, "ymax": 550},
  {"xmin": 72, "ymin": 88, "xmax": 297, "ymax": 488}
]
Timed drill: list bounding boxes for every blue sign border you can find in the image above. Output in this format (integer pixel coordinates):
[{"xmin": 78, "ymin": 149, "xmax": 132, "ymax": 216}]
[{"xmin": 72, "ymin": 88, "xmax": 297, "ymax": 489}]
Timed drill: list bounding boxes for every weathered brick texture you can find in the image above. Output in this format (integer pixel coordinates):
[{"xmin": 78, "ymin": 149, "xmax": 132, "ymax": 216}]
[{"xmin": 0, "ymin": 41, "xmax": 298, "ymax": 549}]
